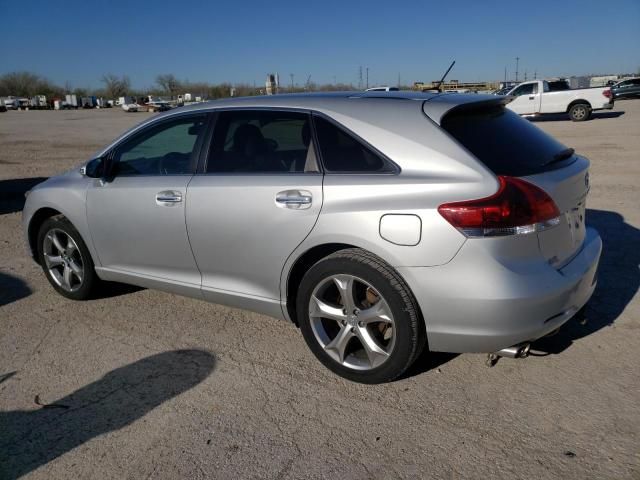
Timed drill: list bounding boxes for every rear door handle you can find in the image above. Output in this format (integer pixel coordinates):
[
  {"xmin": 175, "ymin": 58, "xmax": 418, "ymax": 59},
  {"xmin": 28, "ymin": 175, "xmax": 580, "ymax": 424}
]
[
  {"xmin": 275, "ymin": 190, "xmax": 312, "ymax": 210},
  {"xmin": 156, "ymin": 190, "xmax": 183, "ymax": 206}
]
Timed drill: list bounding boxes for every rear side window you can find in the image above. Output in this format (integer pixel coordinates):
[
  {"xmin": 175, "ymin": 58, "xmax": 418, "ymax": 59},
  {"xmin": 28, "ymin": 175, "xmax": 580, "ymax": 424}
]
[
  {"xmin": 314, "ymin": 116, "xmax": 396, "ymax": 173},
  {"xmin": 441, "ymin": 105, "xmax": 571, "ymax": 176},
  {"xmin": 207, "ymin": 110, "xmax": 318, "ymax": 173}
]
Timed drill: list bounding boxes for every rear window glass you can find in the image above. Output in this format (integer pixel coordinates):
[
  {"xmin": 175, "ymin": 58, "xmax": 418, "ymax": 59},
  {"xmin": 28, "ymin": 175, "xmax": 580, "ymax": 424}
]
[{"xmin": 441, "ymin": 105, "xmax": 571, "ymax": 176}]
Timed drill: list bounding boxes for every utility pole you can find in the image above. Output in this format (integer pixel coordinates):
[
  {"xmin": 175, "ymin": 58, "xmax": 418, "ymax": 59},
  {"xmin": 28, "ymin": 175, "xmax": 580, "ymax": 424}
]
[
  {"xmin": 534, "ymin": 70, "xmax": 537, "ymax": 80},
  {"xmin": 515, "ymin": 57, "xmax": 520, "ymax": 82},
  {"xmin": 289, "ymin": 73, "xmax": 294, "ymax": 91},
  {"xmin": 524, "ymin": 70, "xmax": 528, "ymax": 81},
  {"xmin": 366, "ymin": 67, "xmax": 369, "ymax": 89},
  {"xmin": 398, "ymin": 72, "xmax": 401, "ymax": 87},
  {"xmin": 504, "ymin": 66, "xmax": 507, "ymax": 83},
  {"xmin": 358, "ymin": 66, "xmax": 363, "ymax": 90}
]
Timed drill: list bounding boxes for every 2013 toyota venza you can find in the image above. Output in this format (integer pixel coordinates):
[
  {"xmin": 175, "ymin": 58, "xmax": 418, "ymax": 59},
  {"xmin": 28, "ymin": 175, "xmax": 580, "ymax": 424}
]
[{"xmin": 23, "ymin": 92, "xmax": 602, "ymax": 383}]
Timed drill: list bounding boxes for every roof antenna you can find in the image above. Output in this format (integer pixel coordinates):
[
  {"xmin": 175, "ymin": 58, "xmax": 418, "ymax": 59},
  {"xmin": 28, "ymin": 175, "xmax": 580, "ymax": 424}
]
[{"xmin": 435, "ymin": 60, "xmax": 456, "ymax": 92}]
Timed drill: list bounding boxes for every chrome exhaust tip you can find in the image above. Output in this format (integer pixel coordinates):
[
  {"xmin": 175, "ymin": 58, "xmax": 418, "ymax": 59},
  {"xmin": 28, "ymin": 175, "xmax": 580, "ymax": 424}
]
[{"xmin": 496, "ymin": 342, "xmax": 531, "ymax": 359}]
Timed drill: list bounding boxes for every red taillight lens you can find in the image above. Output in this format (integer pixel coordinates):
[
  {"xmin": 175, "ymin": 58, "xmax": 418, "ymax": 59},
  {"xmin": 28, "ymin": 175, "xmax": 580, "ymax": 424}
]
[
  {"xmin": 438, "ymin": 176, "xmax": 561, "ymax": 237},
  {"xmin": 603, "ymin": 89, "xmax": 612, "ymax": 98}
]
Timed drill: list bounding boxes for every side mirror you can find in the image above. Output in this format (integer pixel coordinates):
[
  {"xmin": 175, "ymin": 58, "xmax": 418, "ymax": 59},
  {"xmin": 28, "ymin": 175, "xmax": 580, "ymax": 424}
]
[{"xmin": 82, "ymin": 156, "xmax": 114, "ymax": 179}]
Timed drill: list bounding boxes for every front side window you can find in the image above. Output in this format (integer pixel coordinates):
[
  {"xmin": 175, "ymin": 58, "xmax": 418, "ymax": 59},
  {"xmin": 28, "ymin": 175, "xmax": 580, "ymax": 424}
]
[
  {"xmin": 313, "ymin": 116, "xmax": 396, "ymax": 173},
  {"xmin": 114, "ymin": 115, "xmax": 206, "ymax": 175},
  {"xmin": 206, "ymin": 110, "xmax": 317, "ymax": 173},
  {"xmin": 511, "ymin": 84, "xmax": 535, "ymax": 96}
]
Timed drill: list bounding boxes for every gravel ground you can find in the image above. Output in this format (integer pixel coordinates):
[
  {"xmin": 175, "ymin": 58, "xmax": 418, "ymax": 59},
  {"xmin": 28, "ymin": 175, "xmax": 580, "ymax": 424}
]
[{"xmin": 0, "ymin": 104, "xmax": 638, "ymax": 479}]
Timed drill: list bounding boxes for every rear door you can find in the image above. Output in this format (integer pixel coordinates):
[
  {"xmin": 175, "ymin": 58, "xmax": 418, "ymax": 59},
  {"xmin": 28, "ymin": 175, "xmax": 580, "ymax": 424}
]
[
  {"xmin": 507, "ymin": 82, "xmax": 541, "ymax": 115},
  {"xmin": 186, "ymin": 109, "xmax": 323, "ymax": 308}
]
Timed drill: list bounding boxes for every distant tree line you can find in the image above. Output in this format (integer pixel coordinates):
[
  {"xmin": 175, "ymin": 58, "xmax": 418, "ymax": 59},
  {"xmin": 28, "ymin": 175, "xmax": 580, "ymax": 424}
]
[{"xmin": 0, "ymin": 70, "xmax": 371, "ymax": 100}]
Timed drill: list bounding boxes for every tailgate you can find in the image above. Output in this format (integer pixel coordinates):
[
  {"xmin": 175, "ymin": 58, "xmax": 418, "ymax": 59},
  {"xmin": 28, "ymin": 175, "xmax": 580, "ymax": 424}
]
[{"xmin": 524, "ymin": 156, "xmax": 590, "ymax": 268}]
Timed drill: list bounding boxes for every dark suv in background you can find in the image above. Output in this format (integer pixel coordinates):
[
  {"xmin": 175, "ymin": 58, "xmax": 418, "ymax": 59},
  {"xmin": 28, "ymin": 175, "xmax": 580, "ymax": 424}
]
[{"xmin": 610, "ymin": 78, "xmax": 640, "ymax": 99}]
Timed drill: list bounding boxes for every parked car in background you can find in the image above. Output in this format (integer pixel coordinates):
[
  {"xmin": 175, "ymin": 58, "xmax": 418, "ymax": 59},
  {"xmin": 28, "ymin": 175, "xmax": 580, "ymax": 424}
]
[
  {"xmin": 365, "ymin": 86, "xmax": 400, "ymax": 92},
  {"xmin": 505, "ymin": 79, "xmax": 613, "ymax": 121},
  {"xmin": 610, "ymin": 78, "xmax": 640, "ymax": 99},
  {"xmin": 23, "ymin": 92, "xmax": 601, "ymax": 383},
  {"xmin": 121, "ymin": 102, "xmax": 139, "ymax": 112},
  {"xmin": 492, "ymin": 86, "xmax": 513, "ymax": 95}
]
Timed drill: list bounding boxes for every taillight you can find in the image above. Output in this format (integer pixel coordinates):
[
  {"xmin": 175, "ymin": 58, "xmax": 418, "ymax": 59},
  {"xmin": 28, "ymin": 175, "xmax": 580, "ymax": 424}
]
[
  {"xmin": 603, "ymin": 89, "xmax": 612, "ymax": 98},
  {"xmin": 438, "ymin": 176, "xmax": 561, "ymax": 237}
]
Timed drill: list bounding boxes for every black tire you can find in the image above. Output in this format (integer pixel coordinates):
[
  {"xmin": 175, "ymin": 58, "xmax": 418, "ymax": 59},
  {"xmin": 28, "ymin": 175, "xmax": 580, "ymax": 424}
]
[
  {"xmin": 569, "ymin": 103, "xmax": 591, "ymax": 121},
  {"xmin": 296, "ymin": 248, "xmax": 426, "ymax": 383},
  {"xmin": 37, "ymin": 215, "xmax": 99, "ymax": 300}
]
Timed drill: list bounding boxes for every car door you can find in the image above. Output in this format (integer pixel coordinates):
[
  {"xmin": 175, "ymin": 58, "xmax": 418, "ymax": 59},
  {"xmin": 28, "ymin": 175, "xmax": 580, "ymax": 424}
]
[
  {"xmin": 507, "ymin": 82, "xmax": 540, "ymax": 114},
  {"xmin": 186, "ymin": 109, "xmax": 323, "ymax": 315},
  {"xmin": 86, "ymin": 113, "xmax": 209, "ymax": 292}
]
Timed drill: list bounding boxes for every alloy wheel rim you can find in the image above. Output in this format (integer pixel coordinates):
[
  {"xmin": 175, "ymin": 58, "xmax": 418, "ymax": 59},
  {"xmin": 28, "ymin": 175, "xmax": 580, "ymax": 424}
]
[
  {"xmin": 309, "ymin": 274, "xmax": 395, "ymax": 370},
  {"xmin": 43, "ymin": 228, "xmax": 84, "ymax": 292},
  {"xmin": 574, "ymin": 107, "xmax": 586, "ymax": 119}
]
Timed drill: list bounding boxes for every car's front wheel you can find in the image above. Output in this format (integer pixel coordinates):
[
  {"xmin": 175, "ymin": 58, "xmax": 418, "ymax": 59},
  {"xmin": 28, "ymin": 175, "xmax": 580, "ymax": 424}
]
[
  {"xmin": 297, "ymin": 249, "xmax": 425, "ymax": 383},
  {"xmin": 37, "ymin": 216, "xmax": 98, "ymax": 300}
]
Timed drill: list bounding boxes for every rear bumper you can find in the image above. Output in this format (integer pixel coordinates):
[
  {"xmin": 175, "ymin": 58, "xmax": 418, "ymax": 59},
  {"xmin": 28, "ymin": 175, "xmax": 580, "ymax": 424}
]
[
  {"xmin": 398, "ymin": 227, "xmax": 602, "ymax": 353},
  {"xmin": 602, "ymin": 101, "xmax": 614, "ymax": 110}
]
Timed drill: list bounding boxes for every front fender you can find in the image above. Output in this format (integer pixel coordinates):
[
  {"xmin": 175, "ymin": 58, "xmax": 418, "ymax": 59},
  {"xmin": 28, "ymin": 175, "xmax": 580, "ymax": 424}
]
[{"xmin": 22, "ymin": 172, "xmax": 100, "ymax": 267}]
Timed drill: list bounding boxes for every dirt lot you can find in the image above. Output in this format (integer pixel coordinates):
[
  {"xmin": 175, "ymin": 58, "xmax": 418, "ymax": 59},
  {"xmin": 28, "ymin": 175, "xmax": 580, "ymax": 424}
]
[{"xmin": 1, "ymin": 104, "xmax": 639, "ymax": 479}]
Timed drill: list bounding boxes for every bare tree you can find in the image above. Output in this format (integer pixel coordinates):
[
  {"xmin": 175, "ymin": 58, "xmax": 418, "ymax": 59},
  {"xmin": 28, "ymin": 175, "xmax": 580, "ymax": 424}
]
[
  {"xmin": 0, "ymin": 71, "xmax": 42, "ymax": 97},
  {"xmin": 156, "ymin": 74, "xmax": 182, "ymax": 98},
  {"xmin": 101, "ymin": 74, "xmax": 131, "ymax": 99}
]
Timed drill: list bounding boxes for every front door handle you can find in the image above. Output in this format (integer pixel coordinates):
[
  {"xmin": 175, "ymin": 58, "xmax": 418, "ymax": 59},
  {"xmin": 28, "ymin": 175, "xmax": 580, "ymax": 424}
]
[
  {"xmin": 275, "ymin": 190, "xmax": 312, "ymax": 210},
  {"xmin": 529, "ymin": 95, "xmax": 535, "ymax": 100},
  {"xmin": 156, "ymin": 190, "xmax": 183, "ymax": 206}
]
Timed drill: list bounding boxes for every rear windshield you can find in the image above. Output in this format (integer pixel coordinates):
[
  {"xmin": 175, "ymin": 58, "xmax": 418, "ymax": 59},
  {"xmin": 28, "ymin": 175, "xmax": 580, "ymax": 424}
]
[{"xmin": 441, "ymin": 105, "xmax": 572, "ymax": 176}]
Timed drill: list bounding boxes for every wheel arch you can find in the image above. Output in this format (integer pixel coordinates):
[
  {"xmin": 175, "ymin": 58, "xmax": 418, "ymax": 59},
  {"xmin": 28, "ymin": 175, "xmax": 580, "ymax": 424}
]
[
  {"xmin": 285, "ymin": 243, "xmax": 355, "ymax": 325},
  {"xmin": 284, "ymin": 243, "xmax": 425, "ymax": 332},
  {"xmin": 566, "ymin": 99, "xmax": 592, "ymax": 112},
  {"xmin": 28, "ymin": 207, "xmax": 63, "ymax": 264}
]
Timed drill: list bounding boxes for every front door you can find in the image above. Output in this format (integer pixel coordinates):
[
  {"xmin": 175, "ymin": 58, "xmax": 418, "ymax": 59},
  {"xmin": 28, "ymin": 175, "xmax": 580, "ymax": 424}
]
[
  {"xmin": 86, "ymin": 113, "xmax": 209, "ymax": 288},
  {"xmin": 507, "ymin": 82, "xmax": 541, "ymax": 115},
  {"xmin": 186, "ymin": 109, "xmax": 323, "ymax": 310}
]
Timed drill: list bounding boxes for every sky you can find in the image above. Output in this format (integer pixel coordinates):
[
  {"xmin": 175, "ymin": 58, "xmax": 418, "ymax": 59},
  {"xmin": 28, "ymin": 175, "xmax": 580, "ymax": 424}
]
[{"xmin": 1, "ymin": 0, "xmax": 639, "ymax": 90}]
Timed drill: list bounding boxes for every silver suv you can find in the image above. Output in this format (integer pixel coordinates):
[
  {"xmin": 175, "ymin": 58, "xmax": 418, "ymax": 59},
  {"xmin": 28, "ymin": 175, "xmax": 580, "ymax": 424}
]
[{"xmin": 23, "ymin": 92, "xmax": 602, "ymax": 383}]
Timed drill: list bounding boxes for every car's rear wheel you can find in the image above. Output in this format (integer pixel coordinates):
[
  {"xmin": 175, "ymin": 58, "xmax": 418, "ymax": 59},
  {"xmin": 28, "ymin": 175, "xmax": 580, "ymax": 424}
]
[
  {"xmin": 37, "ymin": 216, "xmax": 98, "ymax": 300},
  {"xmin": 297, "ymin": 249, "xmax": 425, "ymax": 383},
  {"xmin": 569, "ymin": 103, "xmax": 591, "ymax": 121}
]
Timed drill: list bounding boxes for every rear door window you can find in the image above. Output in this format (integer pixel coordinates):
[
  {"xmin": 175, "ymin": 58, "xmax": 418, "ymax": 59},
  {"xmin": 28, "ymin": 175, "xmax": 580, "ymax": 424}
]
[
  {"xmin": 206, "ymin": 110, "xmax": 318, "ymax": 173},
  {"xmin": 441, "ymin": 105, "xmax": 572, "ymax": 176}
]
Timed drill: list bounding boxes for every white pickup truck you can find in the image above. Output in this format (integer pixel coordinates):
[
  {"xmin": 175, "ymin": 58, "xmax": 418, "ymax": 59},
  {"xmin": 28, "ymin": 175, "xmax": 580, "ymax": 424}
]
[{"xmin": 505, "ymin": 80, "xmax": 614, "ymax": 121}]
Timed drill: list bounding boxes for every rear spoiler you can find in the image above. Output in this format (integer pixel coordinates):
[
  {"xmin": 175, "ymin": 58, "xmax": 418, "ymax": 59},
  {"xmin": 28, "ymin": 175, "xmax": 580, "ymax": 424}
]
[{"xmin": 422, "ymin": 95, "xmax": 512, "ymax": 125}]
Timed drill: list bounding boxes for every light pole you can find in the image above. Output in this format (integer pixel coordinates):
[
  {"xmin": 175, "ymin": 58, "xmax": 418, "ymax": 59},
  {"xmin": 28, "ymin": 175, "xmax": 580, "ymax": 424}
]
[{"xmin": 515, "ymin": 57, "xmax": 520, "ymax": 82}]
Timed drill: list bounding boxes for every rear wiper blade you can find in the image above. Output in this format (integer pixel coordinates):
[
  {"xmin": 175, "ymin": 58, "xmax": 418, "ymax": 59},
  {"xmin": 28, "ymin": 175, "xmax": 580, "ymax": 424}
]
[{"xmin": 549, "ymin": 147, "xmax": 575, "ymax": 163}]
